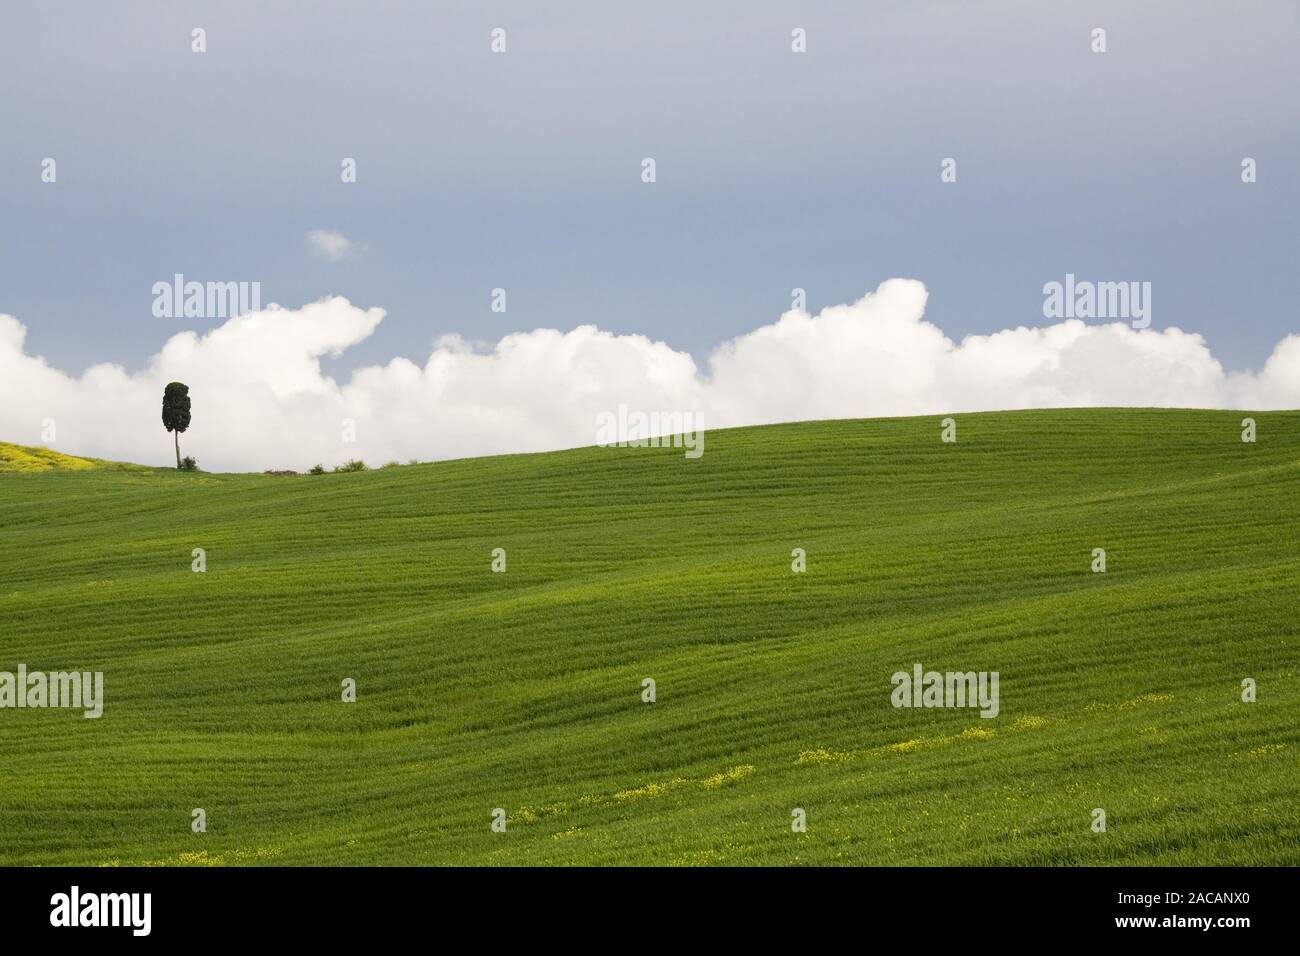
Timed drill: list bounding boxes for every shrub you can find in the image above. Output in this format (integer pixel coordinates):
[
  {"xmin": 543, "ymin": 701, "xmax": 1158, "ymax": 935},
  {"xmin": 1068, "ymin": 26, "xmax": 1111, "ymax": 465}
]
[
  {"xmin": 333, "ymin": 459, "xmax": 368, "ymax": 473},
  {"xmin": 178, "ymin": 456, "xmax": 199, "ymax": 472},
  {"xmin": 308, "ymin": 464, "xmax": 326, "ymax": 475},
  {"xmin": 381, "ymin": 461, "xmax": 401, "ymax": 469}
]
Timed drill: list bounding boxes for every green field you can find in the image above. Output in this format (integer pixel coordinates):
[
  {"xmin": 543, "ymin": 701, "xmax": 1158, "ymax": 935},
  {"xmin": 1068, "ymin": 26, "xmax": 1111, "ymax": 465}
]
[{"xmin": 1, "ymin": 409, "xmax": 1297, "ymax": 866}]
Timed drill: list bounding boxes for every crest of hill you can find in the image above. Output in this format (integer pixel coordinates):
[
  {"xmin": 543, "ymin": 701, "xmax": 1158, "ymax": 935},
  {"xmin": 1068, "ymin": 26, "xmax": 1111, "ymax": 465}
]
[{"xmin": 0, "ymin": 442, "xmax": 147, "ymax": 474}]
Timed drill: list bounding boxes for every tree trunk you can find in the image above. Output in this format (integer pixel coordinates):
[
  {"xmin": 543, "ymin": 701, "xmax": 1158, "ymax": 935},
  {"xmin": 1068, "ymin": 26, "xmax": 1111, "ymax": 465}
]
[{"xmin": 174, "ymin": 429, "xmax": 181, "ymax": 469}]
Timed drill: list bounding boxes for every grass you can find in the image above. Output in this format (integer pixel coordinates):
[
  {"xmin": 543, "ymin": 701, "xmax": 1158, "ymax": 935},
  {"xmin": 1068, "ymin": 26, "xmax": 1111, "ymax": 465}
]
[
  {"xmin": 0, "ymin": 408, "xmax": 1297, "ymax": 866},
  {"xmin": 0, "ymin": 441, "xmax": 147, "ymax": 474}
]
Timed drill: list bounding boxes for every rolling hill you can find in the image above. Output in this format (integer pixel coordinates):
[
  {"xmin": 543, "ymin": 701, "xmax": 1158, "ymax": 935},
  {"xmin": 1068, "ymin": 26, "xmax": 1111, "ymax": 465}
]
[
  {"xmin": 0, "ymin": 408, "xmax": 1297, "ymax": 865},
  {"xmin": 0, "ymin": 441, "xmax": 148, "ymax": 474}
]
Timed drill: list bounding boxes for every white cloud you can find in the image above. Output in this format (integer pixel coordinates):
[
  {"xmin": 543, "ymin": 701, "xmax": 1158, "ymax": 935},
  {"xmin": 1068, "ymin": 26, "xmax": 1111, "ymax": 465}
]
[
  {"xmin": 305, "ymin": 229, "xmax": 356, "ymax": 262},
  {"xmin": 1, "ymin": 278, "xmax": 1296, "ymax": 472}
]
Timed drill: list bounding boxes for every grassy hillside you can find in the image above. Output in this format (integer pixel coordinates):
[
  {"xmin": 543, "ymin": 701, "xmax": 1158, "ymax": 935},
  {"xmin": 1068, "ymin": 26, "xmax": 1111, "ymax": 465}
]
[
  {"xmin": 0, "ymin": 441, "xmax": 149, "ymax": 474},
  {"xmin": 0, "ymin": 409, "xmax": 1297, "ymax": 866}
]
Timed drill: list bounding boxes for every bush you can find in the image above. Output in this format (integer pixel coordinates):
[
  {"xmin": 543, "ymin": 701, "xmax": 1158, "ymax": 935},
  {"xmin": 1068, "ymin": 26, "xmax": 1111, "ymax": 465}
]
[
  {"xmin": 381, "ymin": 461, "xmax": 401, "ymax": 469},
  {"xmin": 333, "ymin": 459, "xmax": 368, "ymax": 473},
  {"xmin": 178, "ymin": 456, "xmax": 199, "ymax": 472},
  {"xmin": 308, "ymin": 464, "xmax": 326, "ymax": 475}
]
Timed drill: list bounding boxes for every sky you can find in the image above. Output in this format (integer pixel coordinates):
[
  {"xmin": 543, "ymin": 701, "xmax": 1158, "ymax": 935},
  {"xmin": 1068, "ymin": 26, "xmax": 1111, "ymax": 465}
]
[{"xmin": 1, "ymin": 1, "xmax": 1297, "ymax": 470}]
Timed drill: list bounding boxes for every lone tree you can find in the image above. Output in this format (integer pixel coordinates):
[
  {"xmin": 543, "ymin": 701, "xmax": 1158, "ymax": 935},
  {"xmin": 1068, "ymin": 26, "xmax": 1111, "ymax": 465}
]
[{"xmin": 161, "ymin": 382, "xmax": 192, "ymax": 469}]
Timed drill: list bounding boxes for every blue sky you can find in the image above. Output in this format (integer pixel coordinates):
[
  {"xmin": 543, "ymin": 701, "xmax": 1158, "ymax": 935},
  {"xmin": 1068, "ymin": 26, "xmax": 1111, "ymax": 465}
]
[{"xmin": 2, "ymin": 0, "xmax": 1296, "ymax": 380}]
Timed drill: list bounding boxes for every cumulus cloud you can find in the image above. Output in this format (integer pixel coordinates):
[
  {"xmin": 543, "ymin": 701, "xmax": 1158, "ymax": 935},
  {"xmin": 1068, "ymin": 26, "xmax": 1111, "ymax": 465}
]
[
  {"xmin": 305, "ymin": 229, "xmax": 356, "ymax": 261},
  {"xmin": 1, "ymin": 278, "xmax": 1296, "ymax": 472}
]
